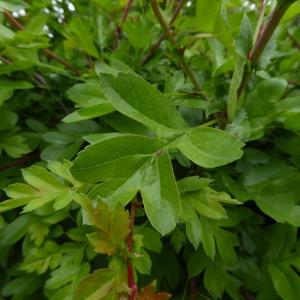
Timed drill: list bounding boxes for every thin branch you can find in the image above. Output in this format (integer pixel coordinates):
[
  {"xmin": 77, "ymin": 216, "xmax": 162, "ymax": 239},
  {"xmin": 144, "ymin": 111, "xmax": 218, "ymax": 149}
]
[
  {"xmin": 248, "ymin": 2, "xmax": 290, "ymax": 66},
  {"xmin": 3, "ymin": 11, "xmax": 81, "ymax": 76},
  {"xmin": 127, "ymin": 201, "xmax": 138, "ymax": 300},
  {"xmin": 190, "ymin": 278, "xmax": 198, "ymax": 300},
  {"xmin": 114, "ymin": 0, "xmax": 134, "ymax": 49},
  {"xmin": 0, "ymin": 53, "xmax": 48, "ymax": 87},
  {"xmin": 0, "ymin": 54, "xmax": 12, "ymax": 64},
  {"xmin": 141, "ymin": 0, "xmax": 185, "ymax": 65},
  {"xmin": 237, "ymin": 1, "xmax": 292, "ymax": 98},
  {"xmin": 0, "ymin": 152, "xmax": 40, "ymax": 173},
  {"xmin": 149, "ymin": 0, "xmax": 207, "ymax": 99},
  {"xmin": 42, "ymin": 49, "xmax": 81, "ymax": 76}
]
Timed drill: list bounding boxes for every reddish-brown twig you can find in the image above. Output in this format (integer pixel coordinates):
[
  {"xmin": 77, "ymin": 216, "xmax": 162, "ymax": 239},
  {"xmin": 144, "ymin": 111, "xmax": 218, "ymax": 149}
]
[
  {"xmin": 237, "ymin": 1, "xmax": 292, "ymax": 98},
  {"xmin": 0, "ymin": 54, "xmax": 12, "ymax": 64},
  {"xmin": 0, "ymin": 53, "xmax": 47, "ymax": 86},
  {"xmin": 126, "ymin": 201, "xmax": 138, "ymax": 300},
  {"xmin": 0, "ymin": 152, "xmax": 40, "ymax": 173},
  {"xmin": 149, "ymin": 0, "xmax": 208, "ymax": 99},
  {"xmin": 141, "ymin": 0, "xmax": 185, "ymax": 65},
  {"xmin": 114, "ymin": 0, "xmax": 134, "ymax": 49}
]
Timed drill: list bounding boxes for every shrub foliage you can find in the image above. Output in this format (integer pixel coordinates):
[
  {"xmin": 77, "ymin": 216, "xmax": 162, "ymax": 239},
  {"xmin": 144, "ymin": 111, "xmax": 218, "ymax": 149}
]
[{"xmin": 0, "ymin": 0, "xmax": 300, "ymax": 299}]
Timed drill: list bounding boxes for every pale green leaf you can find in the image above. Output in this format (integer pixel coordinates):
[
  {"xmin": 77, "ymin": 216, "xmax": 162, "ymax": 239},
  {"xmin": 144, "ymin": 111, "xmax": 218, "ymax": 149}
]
[
  {"xmin": 99, "ymin": 72, "xmax": 187, "ymax": 137},
  {"xmin": 141, "ymin": 152, "xmax": 182, "ymax": 235},
  {"xmin": 178, "ymin": 127, "xmax": 244, "ymax": 168}
]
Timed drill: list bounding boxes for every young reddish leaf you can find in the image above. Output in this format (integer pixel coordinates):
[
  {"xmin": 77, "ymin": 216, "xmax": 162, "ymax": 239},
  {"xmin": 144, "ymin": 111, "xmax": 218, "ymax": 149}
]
[{"xmin": 138, "ymin": 284, "xmax": 171, "ymax": 300}]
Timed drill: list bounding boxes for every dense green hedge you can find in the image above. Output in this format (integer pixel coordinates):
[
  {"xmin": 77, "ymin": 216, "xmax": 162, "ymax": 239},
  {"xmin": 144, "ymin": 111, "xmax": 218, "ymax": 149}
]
[{"xmin": 1, "ymin": 0, "xmax": 300, "ymax": 299}]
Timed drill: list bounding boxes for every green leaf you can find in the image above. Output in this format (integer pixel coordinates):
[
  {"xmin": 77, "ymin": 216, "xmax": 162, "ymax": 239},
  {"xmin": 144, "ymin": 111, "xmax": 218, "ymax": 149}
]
[
  {"xmin": 268, "ymin": 264, "xmax": 297, "ymax": 300},
  {"xmin": 71, "ymin": 134, "xmax": 161, "ymax": 183},
  {"xmin": 195, "ymin": 0, "xmax": 222, "ymax": 33},
  {"xmin": 0, "ymin": 135, "xmax": 30, "ymax": 158},
  {"xmin": 177, "ymin": 176, "xmax": 212, "ymax": 193},
  {"xmin": 19, "ymin": 241, "xmax": 62, "ymax": 274},
  {"xmin": 140, "ymin": 152, "xmax": 182, "ymax": 235},
  {"xmin": 68, "ymin": 18, "xmax": 99, "ymax": 58},
  {"xmin": 136, "ymin": 226, "xmax": 162, "ymax": 253},
  {"xmin": 245, "ymin": 78, "xmax": 287, "ymax": 118},
  {"xmin": 122, "ymin": 18, "xmax": 150, "ymax": 49},
  {"xmin": 177, "ymin": 127, "xmax": 244, "ymax": 168},
  {"xmin": 204, "ymin": 258, "xmax": 226, "ymax": 298},
  {"xmin": 0, "ymin": 78, "xmax": 32, "ymax": 105},
  {"xmin": 2, "ymin": 162, "xmax": 78, "ymax": 213},
  {"xmin": 200, "ymin": 218, "xmax": 216, "ymax": 260},
  {"xmin": 75, "ymin": 270, "xmax": 115, "ymax": 300},
  {"xmin": 75, "ymin": 267, "xmax": 127, "ymax": 300},
  {"xmin": 72, "ymin": 134, "xmax": 181, "ymax": 235},
  {"xmin": 0, "ymin": 215, "xmax": 31, "ymax": 246},
  {"xmin": 256, "ymin": 193, "xmax": 300, "ymax": 227},
  {"xmin": 99, "ymin": 72, "xmax": 187, "ymax": 137},
  {"xmin": 63, "ymin": 82, "xmax": 115, "ymax": 123},
  {"xmin": 185, "ymin": 208, "xmax": 202, "ymax": 249},
  {"xmin": 190, "ymin": 194, "xmax": 227, "ymax": 219},
  {"xmin": 214, "ymin": 228, "xmax": 238, "ymax": 265},
  {"xmin": 63, "ymin": 103, "xmax": 115, "ymax": 123},
  {"xmin": 227, "ymin": 56, "xmax": 245, "ymax": 121},
  {"xmin": 235, "ymin": 14, "xmax": 253, "ymax": 58},
  {"xmin": 1, "ymin": 275, "xmax": 42, "ymax": 300}
]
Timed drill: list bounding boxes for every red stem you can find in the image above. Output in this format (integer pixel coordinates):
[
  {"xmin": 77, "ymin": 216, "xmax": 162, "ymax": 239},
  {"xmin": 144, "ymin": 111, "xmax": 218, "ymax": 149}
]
[
  {"xmin": 190, "ymin": 278, "xmax": 198, "ymax": 300},
  {"xmin": 127, "ymin": 201, "xmax": 138, "ymax": 300},
  {"xmin": 248, "ymin": 2, "xmax": 290, "ymax": 66},
  {"xmin": 114, "ymin": 0, "xmax": 134, "ymax": 49},
  {"xmin": 237, "ymin": 1, "xmax": 291, "ymax": 98},
  {"xmin": 0, "ymin": 152, "xmax": 40, "ymax": 173}
]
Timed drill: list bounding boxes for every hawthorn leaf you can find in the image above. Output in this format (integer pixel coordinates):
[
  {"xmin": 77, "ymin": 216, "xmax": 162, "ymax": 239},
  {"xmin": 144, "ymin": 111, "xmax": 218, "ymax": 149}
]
[
  {"xmin": 195, "ymin": 0, "xmax": 221, "ymax": 33},
  {"xmin": 99, "ymin": 72, "xmax": 187, "ymax": 137},
  {"xmin": 140, "ymin": 152, "xmax": 182, "ymax": 235},
  {"xmin": 214, "ymin": 228, "xmax": 238, "ymax": 265},
  {"xmin": 177, "ymin": 176, "xmax": 212, "ymax": 193},
  {"xmin": 63, "ymin": 103, "xmax": 115, "ymax": 123},
  {"xmin": 136, "ymin": 226, "xmax": 162, "ymax": 253},
  {"xmin": 245, "ymin": 78, "xmax": 287, "ymax": 118},
  {"xmin": 177, "ymin": 127, "xmax": 244, "ymax": 168},
  {"xmin": 138, "ymin": 284, "xmax": 171, "ymax": 300},
  {"xmin": 184, "ymin": 205, "xmax": 202, "ymax": 249},
  {"xmin": 63, "ymin": 82, "xmax": 115, "ymax": 123},
  {"xmin": 2, "ymin": 162, "xmax": 79, "ymax": 213},
  {"xmin": 268, "ymin": 264, "xmax": 297, "ymax": 300},
  {"xmin": 0, "ymin": 214, "xmax": 31, "ymax": 247},
  {"xmin": 74, "ymin": 269, "xmax": 117, "ymax": 300},
  {"xmin": 255, "ymin": 194, "xmax": 300, "ymax": 227},
  {"xmin": 204, "ymin": 259, "xmax": 227, "ymax": 298},
  {"xmin": 200, "ymin": 218, "xmax": 216, "ymax": 260},
  {"xmin": 76, "ymin": 195, "xmax": 129, "ymax": 255},
  {"xmin": 68, "ymin": 18, "xmax": 99, "ymax": 58},
  {"xmin": 71, "ymin": 134, "xmax": 161, "ymax": 183}
]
